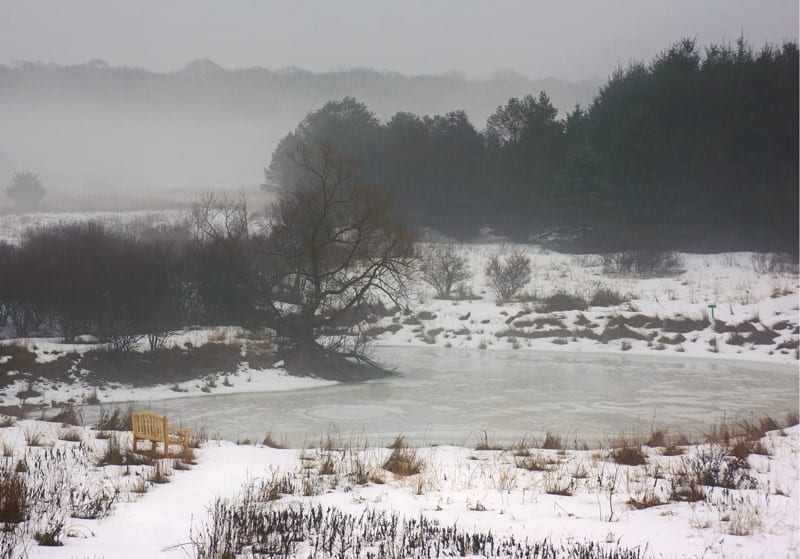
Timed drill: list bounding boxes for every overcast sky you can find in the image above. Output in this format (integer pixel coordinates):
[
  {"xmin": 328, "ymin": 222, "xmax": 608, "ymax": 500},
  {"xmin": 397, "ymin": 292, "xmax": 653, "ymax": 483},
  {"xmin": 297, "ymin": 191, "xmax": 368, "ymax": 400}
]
[{"xmin": 1, "ymin": 1, "xmax": 797, "ymax": 80}]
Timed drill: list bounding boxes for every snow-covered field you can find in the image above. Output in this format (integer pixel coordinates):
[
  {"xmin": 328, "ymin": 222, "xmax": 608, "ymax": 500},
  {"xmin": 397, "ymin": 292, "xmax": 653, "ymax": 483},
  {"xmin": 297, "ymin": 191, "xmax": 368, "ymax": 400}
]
[
  {"xmin": 1, "ymin": 212, "xmax": 798, "ymax": 557},
  {"xmin": 0, "ymin": 417, "xmax": 797, "ymax": 558},
  {"xmin": 375, "ymin": 245, "xmax": 799, "ymax": 367}
]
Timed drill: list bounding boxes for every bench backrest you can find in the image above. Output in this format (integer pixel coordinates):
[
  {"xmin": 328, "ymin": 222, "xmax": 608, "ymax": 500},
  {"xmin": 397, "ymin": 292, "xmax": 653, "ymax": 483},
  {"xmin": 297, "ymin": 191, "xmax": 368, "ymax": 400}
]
[{"xmin": 132, "ymin": 411, "xmax": 168, "ymax": 437}]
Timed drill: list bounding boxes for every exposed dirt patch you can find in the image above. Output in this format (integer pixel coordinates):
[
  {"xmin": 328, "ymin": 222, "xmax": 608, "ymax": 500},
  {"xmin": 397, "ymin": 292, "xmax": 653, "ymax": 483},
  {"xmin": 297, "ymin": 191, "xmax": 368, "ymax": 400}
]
[
  {"xmin": 745, "ymin": 328, "xmax": 779, "ymax": 345},
  {"xmin": 1, "ymin": 345, "xmax": 82, "ymax": 388},
  {"xmin": 1, "ymin": 341, "xmax": 274, "ymax": 389},
  {"xmin": 607, "ymin": 314, "xmax": 661, "ymax": 329},
  {"xmin": 776, "ymin": 339, "xmax": 799, "ymax": 350},
  {"xmin": 496, "ymin": 328, "xmax": 572, "ymax": 339},
  {"xmin": 599, "ymin": 324, "xmax": 648, "ymax": 343},
  {"xmin": 536, "ymin": 293, "xmax": 588, "ymax": 313},
  {"xmin": 661, "ymin": 317, "xmax": 708, "ymax": 333},
  {"xmin": 363, "ymin": 323, "xmax": 403, "ymax": 337},
  {"xmin": 714, "ymin": 320, "xmax": 759, "ymax": 334},
  {"xmin": 657, "ymin": 333, "xmax": 686, "ymax": 345},
  {"xmin": 513, "ymin": 316, "xmax": 565, "ymax": 329},
  {"xmin": 771, "ymin": 320, "xmax": 793, "ymax": 331}
]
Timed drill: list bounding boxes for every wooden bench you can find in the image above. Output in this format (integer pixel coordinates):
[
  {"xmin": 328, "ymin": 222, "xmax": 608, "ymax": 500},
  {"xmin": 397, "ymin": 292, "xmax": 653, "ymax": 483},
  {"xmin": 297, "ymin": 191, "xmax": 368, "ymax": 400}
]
[{"xmin": 131, "ymin": 410, "xmax": 190, "ymax": 456}]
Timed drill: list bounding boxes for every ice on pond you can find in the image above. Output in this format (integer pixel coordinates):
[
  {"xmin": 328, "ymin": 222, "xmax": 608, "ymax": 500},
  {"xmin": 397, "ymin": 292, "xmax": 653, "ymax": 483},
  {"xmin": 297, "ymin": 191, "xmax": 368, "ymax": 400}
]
[{"xmin": 102, "ymin": 346, "xmax": 798, "ymax": 446}]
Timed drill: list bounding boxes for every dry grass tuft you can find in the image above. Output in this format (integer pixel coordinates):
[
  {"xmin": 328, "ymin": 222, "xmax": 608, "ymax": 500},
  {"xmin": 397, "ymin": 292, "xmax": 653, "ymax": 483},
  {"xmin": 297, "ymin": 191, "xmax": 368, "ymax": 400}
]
[
  {"xmin": 0, "ymin": 469, "xmax": 27, "ymax": 524},
  {"xmin": 23, "ymin": 426, "xmax": 45, "ymax": 447},
  {"xmin": 262, "ymin": 430, "xmax": 289, "ymax": 449},
  {"xmin": 48, "ymin": 404, "xmax": 83, "ymax": 426},
  {"xmin": 58, "ymin": 428, "xmax": 83, "ymax": 442},
  {"xmin": 544, "ymin": 470, "xmax": 573, "ymax": 496},
  {"xmin": 387, "ymin": 434, "xmax": 407, "ymax": 450},
  {"xmin": 610, "ymin": 446, "xmax": 648, "ymax": 466},
  {"xmin": 96, "ymin": 433, "xmax": 126, "ymax": 466},
  {"xmin": 541, "ymin": 432, "xmax": 563, "ymax": 450},
  {"xmin": 515, "ymin": 452, "xmax": 556, "ymax": 471},
  {"xmin": 474, "ymin": 430, "xmax": 502, "ymax": 451},
  {"xmin": 318, "ymin": 454, "xmax": 336, "ymax": 475},
  {"xmin": 510, "ymin": 437, "xmax": 532, "ymax": 457},
  {"xmin": 627, "ymin": 492, "xmax": 665, "ymax": 510},
  {"xmin": 95, "ymin": 405, "xmax": 134, "ymax": 431},
  {"xmin": 383, "ymin": 443, "xmax": 424, "ymax": 477},
  {"xmin": 147, "ymin": 460, "xmax": 172, "ymax": 484},
  {"xmin": 646, "ymin": 428, "xmax": 667, "ymax": 448}
]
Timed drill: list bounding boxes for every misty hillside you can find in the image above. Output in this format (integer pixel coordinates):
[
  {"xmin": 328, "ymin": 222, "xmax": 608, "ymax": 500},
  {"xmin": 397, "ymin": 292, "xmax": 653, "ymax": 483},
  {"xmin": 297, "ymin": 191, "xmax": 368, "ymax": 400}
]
[{"xmin": 0, "ymin": 60, "xmax": 599, "ymax": 192}]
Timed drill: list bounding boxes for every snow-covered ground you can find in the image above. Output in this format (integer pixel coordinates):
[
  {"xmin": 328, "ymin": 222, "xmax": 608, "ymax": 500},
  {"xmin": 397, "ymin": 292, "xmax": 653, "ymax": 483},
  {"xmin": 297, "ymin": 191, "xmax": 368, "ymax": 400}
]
[
  {"xmin": 0, "ymin": 210, "xmax": 186, "ymax": 245},
  {"xmin": 1, "ymin": 243, "xmax": 797, "ymax": 409},
  {"xmin": 0, "ymin": 418, "xmax": 797, "ymax": 558},
  {"xmin": 373, "ymin": 245, "xmax": 799, "ymax": 367},
  {"xmin": 1, "ymin": 212, "xmax": 798, "ymax": 557}
]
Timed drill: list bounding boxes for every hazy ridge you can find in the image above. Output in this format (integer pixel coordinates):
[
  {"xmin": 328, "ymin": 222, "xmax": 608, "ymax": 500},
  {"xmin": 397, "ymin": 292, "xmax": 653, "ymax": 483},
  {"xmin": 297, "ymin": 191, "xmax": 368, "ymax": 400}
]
[{"xmin": 0, "ymin": 60, "xmax": 600, "ymax": 200}]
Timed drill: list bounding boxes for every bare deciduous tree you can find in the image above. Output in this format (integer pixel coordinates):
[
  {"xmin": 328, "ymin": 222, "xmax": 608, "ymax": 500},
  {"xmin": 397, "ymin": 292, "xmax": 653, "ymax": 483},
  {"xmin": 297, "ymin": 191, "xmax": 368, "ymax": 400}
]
[
  {"xmin": 485, "ymin": 248, "xmax": 532, "ymax": 302},
  {"xmin": 257, "ymin": 142, "xmax": 415, "ymax": 363},
  {"xmin": 420, "ymin": 244, "xmax": 470, "ymax": 298},
  {"xmin": 189, "ymin": 190, "xmax": 249, "ymax": 247}
]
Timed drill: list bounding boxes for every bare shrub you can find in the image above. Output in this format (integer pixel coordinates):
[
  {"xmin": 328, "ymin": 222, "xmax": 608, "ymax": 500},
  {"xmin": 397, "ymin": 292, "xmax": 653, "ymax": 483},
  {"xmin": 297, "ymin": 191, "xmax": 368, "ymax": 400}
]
[
  {"xmin": 603, "ymin": 250, "xmax": 683, "ymax": 277},
  {"xmin": 420, "ymin": 244, "xmax": 471, "ymax": 298},
  {"xmin": 686, "ymin": 447, "xmax": 754, "ymax": 489},
  {"xmin": 485, "ymin": 248, "xmax": 532, "ymax": 302},
  {"xmin": 589, "ymin": 286, "xmax": 630, "ymax": 307},
  {"xmin": 751, "ymin": 252, "xmax": 798, "ymax": 275}
]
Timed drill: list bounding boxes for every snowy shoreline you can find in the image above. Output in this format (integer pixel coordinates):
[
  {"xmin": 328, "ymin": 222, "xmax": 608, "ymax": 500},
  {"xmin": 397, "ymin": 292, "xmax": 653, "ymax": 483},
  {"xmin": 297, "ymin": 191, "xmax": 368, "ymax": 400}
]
[
  {"xmin": 2, "ymin": 244, "xmax": 798, "ymax": 410},
  {"xmin": 0, "ymin": 416, "xmax": 796, "ymax": 558}
]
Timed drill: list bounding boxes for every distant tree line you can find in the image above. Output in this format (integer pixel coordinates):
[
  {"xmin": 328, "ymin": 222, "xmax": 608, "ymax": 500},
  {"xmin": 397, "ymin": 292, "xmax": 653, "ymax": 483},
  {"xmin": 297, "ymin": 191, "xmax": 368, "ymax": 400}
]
[{"xmin": 266, "ymin": 38, "xmax": 798, "ymax": 253}]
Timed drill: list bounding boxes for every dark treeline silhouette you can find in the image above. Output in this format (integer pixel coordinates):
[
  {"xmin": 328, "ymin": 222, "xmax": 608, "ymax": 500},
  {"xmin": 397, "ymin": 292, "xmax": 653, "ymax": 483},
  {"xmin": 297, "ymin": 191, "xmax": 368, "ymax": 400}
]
[
  {"xmin": 267, "ymin": 38, "xmax": 798, "ymax": 253},
  {"xmin": 0, "ymin": 221, "xmax": 249, "ymax": 348}
]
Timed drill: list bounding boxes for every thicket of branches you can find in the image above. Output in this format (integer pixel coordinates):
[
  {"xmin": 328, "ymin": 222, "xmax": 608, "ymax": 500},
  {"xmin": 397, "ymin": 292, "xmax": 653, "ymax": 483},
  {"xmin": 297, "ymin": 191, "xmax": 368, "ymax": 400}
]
[
  {"xmin": 0, "ymin": 222, "xmax": 194, "ymax": 349},
  {"xmin": 0, "ymin": 147, "xmax": 416, "ymax": 369},
  {"xmin": 266, "ymin": 37, "xmax": 798, "ymax": 253}
]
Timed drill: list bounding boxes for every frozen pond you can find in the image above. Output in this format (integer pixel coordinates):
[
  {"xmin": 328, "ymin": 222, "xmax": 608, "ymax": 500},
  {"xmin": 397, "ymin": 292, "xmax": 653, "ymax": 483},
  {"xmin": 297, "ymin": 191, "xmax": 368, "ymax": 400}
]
[{"xmin": 122, "ymin": 347, "xmax": 798, "ymax": 446}]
